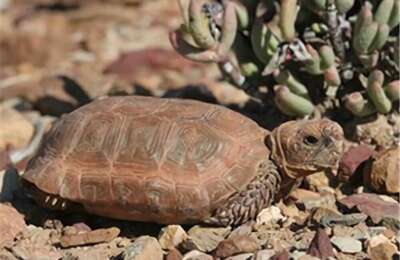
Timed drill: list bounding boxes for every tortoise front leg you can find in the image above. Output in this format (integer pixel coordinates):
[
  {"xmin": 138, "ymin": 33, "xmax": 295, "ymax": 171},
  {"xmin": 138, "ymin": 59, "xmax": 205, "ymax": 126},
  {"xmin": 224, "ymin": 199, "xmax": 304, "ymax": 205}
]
[{"xmin": 204, "ymin": 160, "xmax": 281, "ymax": 226}]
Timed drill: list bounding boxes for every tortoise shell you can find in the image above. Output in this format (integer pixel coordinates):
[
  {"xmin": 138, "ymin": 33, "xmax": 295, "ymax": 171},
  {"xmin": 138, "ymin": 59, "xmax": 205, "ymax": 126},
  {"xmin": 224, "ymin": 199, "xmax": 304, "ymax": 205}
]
[{"xmin": 23, "ymin": 96, "xmax": 269, "ymax": 224}]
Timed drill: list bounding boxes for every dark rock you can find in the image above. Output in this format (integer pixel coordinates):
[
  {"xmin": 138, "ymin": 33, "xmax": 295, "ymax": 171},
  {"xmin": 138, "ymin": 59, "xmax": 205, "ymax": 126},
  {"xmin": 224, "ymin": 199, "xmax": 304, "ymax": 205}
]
[
  {"xmin": 307, "ymin": 228, "xmax": 334, "ymax": 259},
  {"xmin": 338, "ymin": 145, "xmax": 374, "ymax": 182}
]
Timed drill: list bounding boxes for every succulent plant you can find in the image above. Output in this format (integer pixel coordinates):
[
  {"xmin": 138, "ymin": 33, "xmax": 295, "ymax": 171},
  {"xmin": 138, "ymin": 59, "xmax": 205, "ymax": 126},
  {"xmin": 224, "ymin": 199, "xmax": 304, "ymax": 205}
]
[{"xmin": 171, "ymin": 0, "xmax": 400, "ymax": 118}]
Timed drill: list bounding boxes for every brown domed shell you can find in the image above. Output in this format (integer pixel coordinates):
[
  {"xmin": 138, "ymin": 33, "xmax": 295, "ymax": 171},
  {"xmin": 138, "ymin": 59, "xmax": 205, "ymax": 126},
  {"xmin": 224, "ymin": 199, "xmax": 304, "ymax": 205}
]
[{"xmin": 22, "ymin": 96, "xmax": 269, "ymax": 224}]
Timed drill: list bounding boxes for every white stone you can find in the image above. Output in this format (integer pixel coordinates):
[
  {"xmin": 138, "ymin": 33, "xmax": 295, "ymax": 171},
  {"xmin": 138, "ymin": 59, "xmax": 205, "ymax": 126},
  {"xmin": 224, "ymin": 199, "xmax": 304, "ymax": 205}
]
[
  {"xmin": 256, "ymin": 206, "xmax": 284, "ymax": 226},
  {"xmin": 158, "ymin": 225, "xmax": 187, "ymax": 250},
  {"xmin": 123, "ymin": 236, "xmax": 163, "ymax": 260},
  {"xmin": 331, "ymin": 236, "xmax": 362, "ymax": 254}
]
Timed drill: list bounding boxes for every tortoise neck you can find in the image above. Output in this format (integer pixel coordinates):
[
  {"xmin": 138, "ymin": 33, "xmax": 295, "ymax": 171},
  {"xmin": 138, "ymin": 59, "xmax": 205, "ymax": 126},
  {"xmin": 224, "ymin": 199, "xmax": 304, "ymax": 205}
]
[{"xmin": 274, "ymin": 168, "xmax": 303, "ymax": 202}]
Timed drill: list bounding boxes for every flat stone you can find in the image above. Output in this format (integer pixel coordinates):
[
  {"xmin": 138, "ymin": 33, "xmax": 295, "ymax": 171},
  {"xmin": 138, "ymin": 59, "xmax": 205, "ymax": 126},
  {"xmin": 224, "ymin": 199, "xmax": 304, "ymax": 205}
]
[
  {"xmin": 182, "ymin": 250, "xmax": 212, "ymax": 260},
  {"xmin": 186, "ymin": 225, "xmax": 231, "ymax": 252},
  {"xmin": 158, "ymin": 225, "xmax": 187, "ymax": 250},
  {"xmin": 123, "ymin": 236, "xmax": 163, "ymax": 260},
  {"xmin": 320, "ymin": 212, "xmax": 368, "ymax": 227},
  {"xmin": 228, "ymin": 222, "xmax": 253, "ymax": 239},
  {"xmin": 367, "ymin": 226, "xmax": 388, "ymax": 237},
  {"xmin": 311, "ymin": 207, "xmax": 342, "ymax": 226},
  {"xmin": 333, "ymin": 223, "xmax": 369, "ymax": 240},
  {"xmin": 214, "ymin": 235, "xmax": 259, "ymax": 258},
  {"xmin": 330, "ymin": 236, "xmax": 362, "ymax": 253},
  {"xmin": 290, "ymin": 189, "xmax": 320, "ymax": 201},
  {"xmin": 225, "ymin": 253, "xmax": 254, "ymax": 260},
  {"xmin": 297, "ymin": 195, "xmax": 336, "ymax": 211},
  {"xmin": 60, "ymin": 227, "xmax": 120, "ymax": 248}
]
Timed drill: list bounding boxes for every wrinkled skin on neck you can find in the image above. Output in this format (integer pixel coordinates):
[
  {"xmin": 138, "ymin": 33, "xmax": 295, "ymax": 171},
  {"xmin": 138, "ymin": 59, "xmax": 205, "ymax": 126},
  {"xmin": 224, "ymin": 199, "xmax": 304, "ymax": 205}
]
[{"xmin": 267, "ymin": 119, "xmax": 344, "ymax": 198}]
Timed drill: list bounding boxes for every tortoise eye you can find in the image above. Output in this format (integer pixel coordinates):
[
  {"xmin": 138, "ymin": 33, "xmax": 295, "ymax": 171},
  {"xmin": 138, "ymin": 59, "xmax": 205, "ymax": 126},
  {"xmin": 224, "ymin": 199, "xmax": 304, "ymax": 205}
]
[{"xmin": 303, "ymin": 135, "xmax": 319, "ymax": 145}]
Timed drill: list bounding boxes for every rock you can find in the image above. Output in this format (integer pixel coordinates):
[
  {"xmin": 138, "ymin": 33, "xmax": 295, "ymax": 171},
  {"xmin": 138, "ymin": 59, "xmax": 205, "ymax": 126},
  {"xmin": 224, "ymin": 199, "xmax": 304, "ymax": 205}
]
[
  {"xmin": 225, "ymin": 253, "xmax": 254, "ymax": 260},
  {"xmin": 278, "ymin": 202, "xmax": 300, "ymax": 219},
  {"xmin": 307, "ymin": 228, "xmax": 334, "ymax": 259},
  {"xmin": 270, "ymin": 250, "xmax": 289, "ymax": 260},
  {"xmin": 182, "ymin": 250, "xmax": 213, "ymax": 260},
  {"xmin": 330, "ymin": 236, "xmax": 362, "ymax": 253},
  {"xmin": 63, "ymin": 242, "xmax": 124, "ymax": 260},
  {"xmin": 319, "ymin": 212, "xmax": 368, "ymax": 227},
  {"xmin": 115, "ymin": 237, "xmax": 132, "ymax": 248},
  {"xmin": 254, "ymin": 249, "xmax": 276, "ymax": 260},
  {"xmin": 305, "ymin": 171, "xmax": 330, "ymax": 192},
  {"xmin": 296, "ymin": 194, "xmax": 336, "ymax": 211},
  {"xmin": 0, "ymin": 107, "xmax": 34, "ymax": 150},
  {"xmin": 311, "ymin": 207, "xmax": 342, "ymax": 226},
  {"xmin": 367, "ymin": 226, "xmax": 389, "ymax": 238},
  {"xmin": 378, "ymin": 194, "xmax": 398, "ymax": 203},
  {"xmin": 290, "ymin": 251, "xmax": 307, "ymax": 260},
  {"xmin": 43, "ymin": 219, "xmax": 63, "ymax": 231},
  {"xmin": 364, "ymin": 146, "xmax": 400, "ymax": 194},
  {"xmin": 214, "ymin": 235, "xmax": 260, "ymax": 258},
  {"xmin": 354, "ymin": 114, "xmax": 398, "ymax": 149},
  {"xmin": 290, "ymin": 189, "xmax": 336, "ymax": 211},
  {"xmin": 333, "ymin": 223, "xmax": 369, "ymax": 240},
  {"xmin": 185, "ymin": 225, "xmax": 231, "ymax": 252},
  {"xmin": 0, "ymin": 250, "xmax": 18, "ymax": 260},
  {"xmin": 158, "ymin": 225, "xmax": 188, "ymax": 250},
  {"xmin": 166, "ymin": 248, "xmax": 183, "ymax": 260},
  {"xmin": 0, "ymin": 203, "xmax": 26, "ymax": 249},
  {"xmin": 253, "ymin": 226, "xmax": 294, "ymax": 251},
  {"xmin": 10, "ymin": 225, "xmax": 62, "ymax": 260},
  {"xmin": 293, "ymin": 229, "xmax": 316, "ymax": 251},
  {"xmin": 367, "ymin": 235, "xmax": 397, "ymax": 260},
  {"xmin": 290, "ymin": 189, "xmax": 320, "ymax": 201},
  {"xmin": 123, "ymin": 236, "xmax": 163, "ymax": 260},
  {"xmin": 256, "ymin": 206, "xmax": 284, "ymax": 227},
  {"xmin": 297, "ymin": 254, "xmax": 319, "ymax": 260},
  {"xmin": 338, "ymin": 145, "xmax": 374, "ymax": 181},
  {"xmin": 60, "ymin": 227, "xmax": 120, "ymax": 248},
  {"xmin": 228, "ymin": 222, "xmax": 253, "ymax": 239},
  {"xmin": 11, "ymin": 243, "xmax": 62, "ymax": 260},
  {"xmin": 339, "ymin": 193, "xmax": 400, "ymax": 224},
  {"xmin": 0, "ymin": 168, "xmax": 20, "ymax": 202}
]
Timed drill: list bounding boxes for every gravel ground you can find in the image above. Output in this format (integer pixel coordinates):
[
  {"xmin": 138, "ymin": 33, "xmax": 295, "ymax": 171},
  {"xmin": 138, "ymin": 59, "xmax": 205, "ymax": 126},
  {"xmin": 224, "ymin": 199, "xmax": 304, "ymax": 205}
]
[{"xmin": 0, "ymin": 1, "xmax": 399, "ymax": 259}]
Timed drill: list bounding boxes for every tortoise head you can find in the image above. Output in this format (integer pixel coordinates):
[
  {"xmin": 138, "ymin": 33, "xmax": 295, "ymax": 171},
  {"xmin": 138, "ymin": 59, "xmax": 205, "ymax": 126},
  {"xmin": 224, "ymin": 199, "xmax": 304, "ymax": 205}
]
[{"xmin": 267, "ymin": 119, "xmax": 344, "ymax": 179}]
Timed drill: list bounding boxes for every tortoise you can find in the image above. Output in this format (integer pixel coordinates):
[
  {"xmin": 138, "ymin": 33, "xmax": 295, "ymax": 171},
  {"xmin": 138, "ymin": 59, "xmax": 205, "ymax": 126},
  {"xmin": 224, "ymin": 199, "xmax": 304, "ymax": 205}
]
[{"xmin": 22, "ymin": 95, "xmax": 344, "ymax": 226}]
